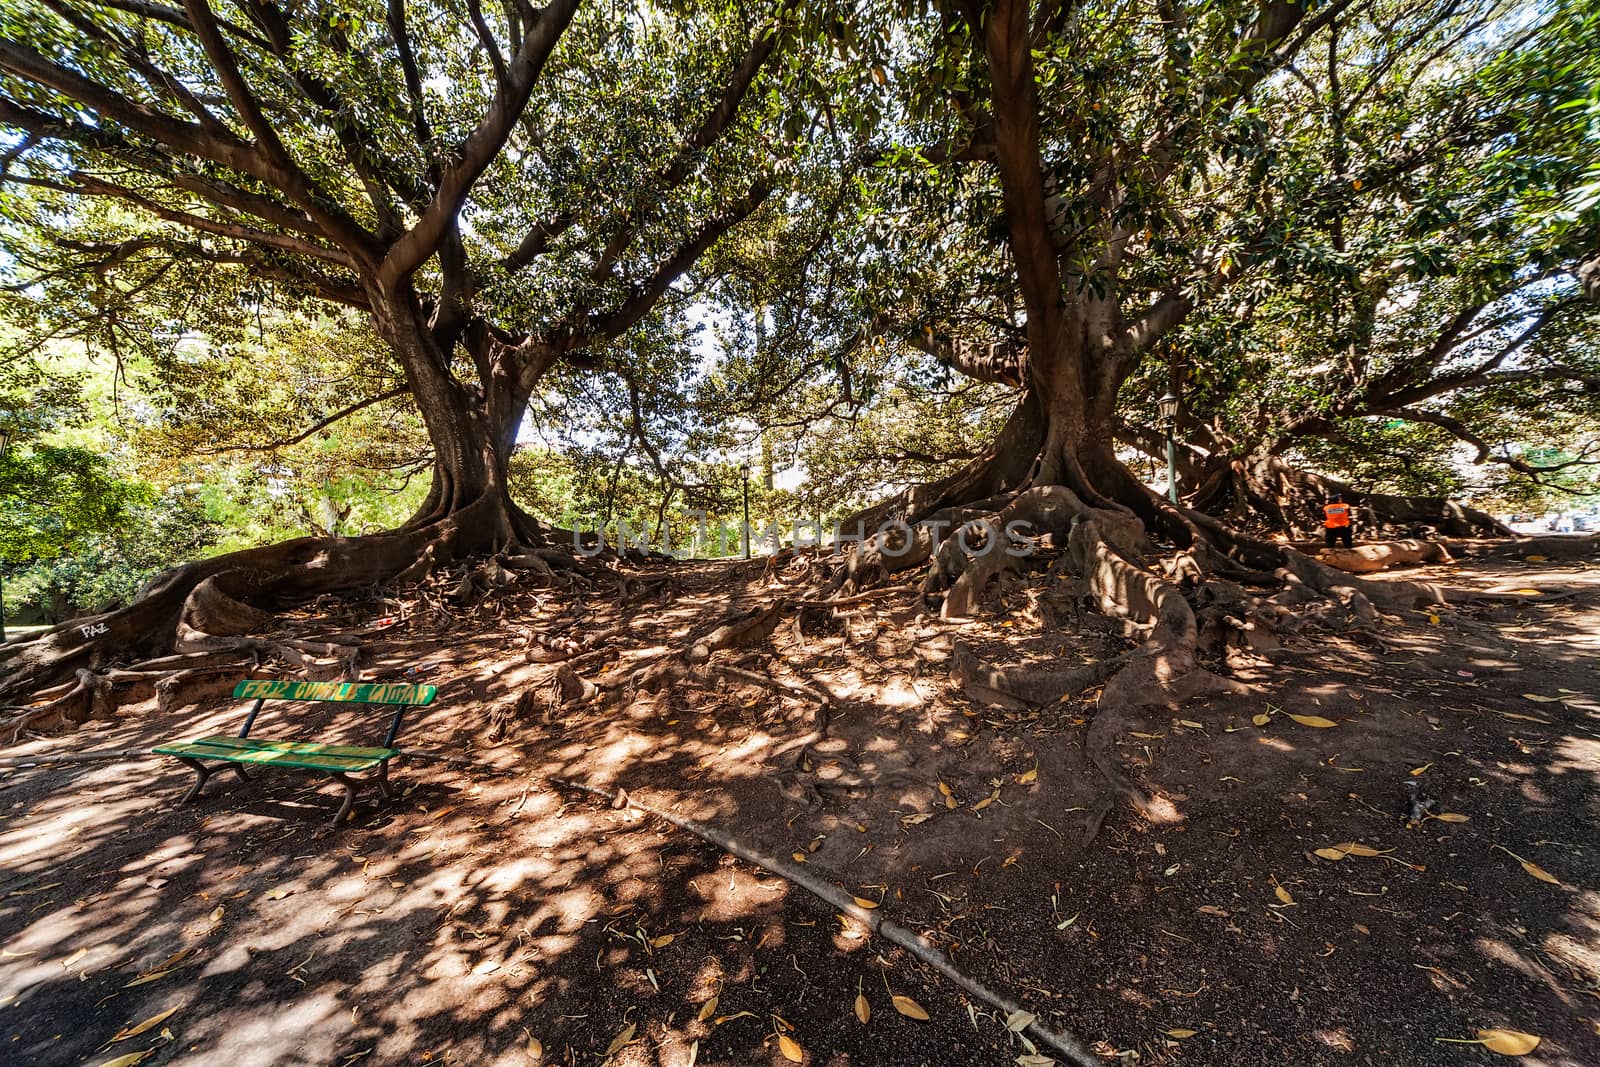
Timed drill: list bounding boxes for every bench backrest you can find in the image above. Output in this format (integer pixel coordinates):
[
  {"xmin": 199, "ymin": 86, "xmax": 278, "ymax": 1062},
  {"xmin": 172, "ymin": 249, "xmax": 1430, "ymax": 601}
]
[
  {"xmin": 232, "ymin": 680, "xmax": 437, "ymax": 705},
  {"xmin": 232, "ymin": 679, "xmax": 436, "ymax": 749}
]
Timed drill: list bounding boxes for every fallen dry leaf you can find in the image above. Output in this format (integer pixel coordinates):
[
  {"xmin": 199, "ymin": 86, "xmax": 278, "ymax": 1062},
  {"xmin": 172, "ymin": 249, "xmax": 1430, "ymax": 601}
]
[
  {"xmin": 96, "ymin": 1051, "xmax": 156, "ymax": 1067},
  {"xmin": 891, "ymin": 994, "xmax": 929, "ymax": 1020},
  {"xmin": 1274, "ymin": 886, "xmax": 1295, "ymax": 905},
  {"xmin": 1495, "ymin": 845, "xmax": 1561, "ymax": 885},
  {"xmin": 1165, "ymin": 1028, "xmax": 1198, "ymax": 1039},
  {"xmin": 648, "ymin": 934, "xmax": 674, "ymax": 949},
  {"xmin": 1005, "ymin": 1009, "xmax": 1036, "ymax": 1032},
  {"xmin": 1252, "ymin": 713, "xmax": 1271, "ymax": 727},
  {"xmin": 1477, "ymin": 1029, "xmax": 1540, "ymax": 1055},
  {"xmin": 852, "ymin": 896, "xmax": 880, "ymax": 910},
  {"xmin": 1432, "ymin": 813, "xmax": 1470, "ymax": 823},
  {"xmin": 1521, "ymin": 694, "xmax": 1561, "ymax": 703},
  {"xmin": 1314, "ymin": 848, "xmax": 1346, "ymax": 861},
  {"xmin": 603, "ymin": 1022, "xmax": 636, "ymax": 1056},
  {"xmin": 697, "ymin": 995, "xmax": 719, "ymax": 1023},
  {"xmin": 1015, "ymin": 767, "xmax": 1038, "ymax": 784},
  {"xmin": 1334, "ymin": 843, "xmax": 1390, "ymax": 857},
  {"xmin": 109, "ymin": 1005, "xmax": 180, "ymax": 1044},
  {"xmin": 777, "ymin": 1033, "xmax": 804, "ymax": 1061},
  {"xmin": 1287, "ymin": 713, "xmax": 1338, "ymax": 728},
  {"xmin": 854, "ymin": 991, "xmax": 870, "ymax": 1024}
]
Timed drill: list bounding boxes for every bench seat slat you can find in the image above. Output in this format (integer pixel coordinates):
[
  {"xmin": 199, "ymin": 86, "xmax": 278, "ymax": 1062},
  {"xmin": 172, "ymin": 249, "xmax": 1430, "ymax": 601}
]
[
  {"xmin": 189, "ymin": 734, "xmax": 398, "ymax": 760},
  {"xmin": 153, "ymin": 741, "xmax": 387, "ymax": 773}
]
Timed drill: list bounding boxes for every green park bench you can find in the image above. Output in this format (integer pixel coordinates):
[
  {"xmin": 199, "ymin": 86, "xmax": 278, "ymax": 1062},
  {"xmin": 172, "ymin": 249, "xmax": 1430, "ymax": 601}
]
[{"xmin": 153, "ymin": 679, "xmax": 437, "ymax": 825}]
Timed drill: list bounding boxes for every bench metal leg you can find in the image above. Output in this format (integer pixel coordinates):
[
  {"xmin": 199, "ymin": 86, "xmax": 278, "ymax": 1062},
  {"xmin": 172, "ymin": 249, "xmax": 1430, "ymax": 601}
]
[
  {"xmin": 230, "ymin": 763, "xmax": 252, "ymax": 782},
  {"xmin": 375, "ymin": 761, "xmax": 395, "ymax": 800},
  {"xmin": 177, "ymin": 758, "xmax": 213, "ymax": 804},
  {"xmin": 329, "ymin": 772, "xmax": 359, "ymax": 826}
]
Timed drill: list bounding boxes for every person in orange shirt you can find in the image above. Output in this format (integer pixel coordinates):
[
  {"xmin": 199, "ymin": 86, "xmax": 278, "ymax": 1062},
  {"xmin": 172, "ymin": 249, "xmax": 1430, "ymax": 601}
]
[{"xmin": 1323, "ymin": 493, "xmax": 1354, "ymax": 548}]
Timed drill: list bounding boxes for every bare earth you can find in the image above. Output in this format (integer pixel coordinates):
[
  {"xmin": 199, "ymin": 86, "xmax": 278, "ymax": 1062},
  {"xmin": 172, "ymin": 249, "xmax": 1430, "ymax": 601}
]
[{"xmin": 1, "ymin": 553, "xmax": 1597, "ymax": 1066}]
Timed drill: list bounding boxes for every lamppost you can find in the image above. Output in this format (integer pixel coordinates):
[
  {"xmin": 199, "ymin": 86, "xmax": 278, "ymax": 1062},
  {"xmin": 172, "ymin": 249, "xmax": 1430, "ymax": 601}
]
[
  {"xmin": 1158, "ymin": 391, "xmax": 1180, "ymax": 503},
  {"xmin": 738, "ymin": 461, "xmax": 751, "ymax": 559},
  {"xmin": 0, "ymin": 428, "xmax": 10, "ymax": 642}
]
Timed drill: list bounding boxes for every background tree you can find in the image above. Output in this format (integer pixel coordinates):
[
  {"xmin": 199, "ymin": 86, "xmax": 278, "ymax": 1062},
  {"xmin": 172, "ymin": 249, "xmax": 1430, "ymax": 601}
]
[{"xmin": 0, "ymin": 0, "xmax": 831, "ymax": 701}]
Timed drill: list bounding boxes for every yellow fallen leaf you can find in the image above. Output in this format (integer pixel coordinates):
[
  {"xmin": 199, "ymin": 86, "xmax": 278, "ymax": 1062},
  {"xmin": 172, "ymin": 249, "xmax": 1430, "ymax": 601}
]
[
  {"xmin": 1495, "ymin": 845, "xmax": 1561, "ymax": 885},
  {"xmin": 791, "ymin": 852, "xmax": 807, "ymax": 863},
  {"xmin": 778, "ymin": 1033, "xmax": 804, "ymax": 1061},
  {"xmin": 109, "ymin": 1005, "xmax": 180, "ymax": 1044},
  {"xmin": 852, "ymin": 896, "xmax": 880, "ymax": 910},
  {"xmin": 937, "ymin": 781, "xmax": 952, "ymax": 796},
  {"xmin": 1274, "ymin": 886, "xmax": 1295, "ymax": 905},
  {"xmin": 1477, "ymin": 1028, "xmax": 1541, "ymax": 1055},
  {"xmin": 1521, "ymin": 694, "xmax": 1561, "ymax": 703},
  {"xmin": 697, "ymin": 995, "xmax": 719, "ymax": 1022},
  {"xmin": 96, "ymin": 1051, "xmax": 155, "ymax": 1067},
  {"xmin": 264, "ymin": 886, "xmax": 294, "ymax": 900},
  {"xmin": 854, "ymin": 992, "xmax": 870, "ymax": 1024},
  {"xmin": 1410, "ymin": 763, "xmax": 1432, "ymax": 777},
  {"xmin": 1251, "ymin": 713, "xmax": 1271, "ymax": 727},
  {"xmin": 207, "ymin": 906, "xmax": 224, "ymax": 925},
  {"xmin": 603, "ymin": 1022, "xmax": 636, "ymax": 1056},
  {"xmin": 1287, "ymin": 713, "xmax": 1338, "ymax": 728},
  {"xmin": 649, "ymin": 934, "xmax": 674, "ymax": 948},
  {"xmin": 527, "ymin": 1035, "xmax": 543, "ymax": 1058},
  {"xmin": 1522, "ymin": 554, "xmax": 1547, "ymax": 562},
  {"xmin": 62, "ymin": 947, "xmax": 88, "ymax": 970},
  {"xmin": 1432, "ymin": 813, "xmax": 1470, "ymax": 823},
  {"xmin": 124, "ymin": 970, "xmax": 172, "ymax": 989},
  {"xmin": 944, "ymin": 794, "xmax": 957, "ymax": 809},
  {"xmin": 1015, "ymin": 767, "xmax": 1038, "ymax": 784},
  {"xmin": 1166, "ymin": 1028, "xmax": 1198, "ymax": 1039},
  {"xmin": 891, "ymin": 994, "xmax": 929, "ymax": 1020},
  {"xmin": 1178, "ymin": 720, "xmax": 1204, "ymax": 729},
  {"xmin": 1509, "ymin": 589, "xmax": 1542, "ymax": 596},
  {"xmin": 1314, "ymin": 848, "xmax": 1346, "ymax": 861},
  {"xmin": 1518, "ymin": 859, "xmax": 1560, "ymax": 885},
  {"xmin": 1334, "ymin": 843, "xmax": 1389, "ymax": 857}
]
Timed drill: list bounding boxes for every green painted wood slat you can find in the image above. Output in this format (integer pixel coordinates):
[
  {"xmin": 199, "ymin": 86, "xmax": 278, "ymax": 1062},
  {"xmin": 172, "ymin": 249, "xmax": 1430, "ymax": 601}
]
[
  {"xmin": 152, "ymin": 742, "xmax": 385, "ymax": 773},
  {"xmin": 230, "ymin": 679, "xmax": 436, "ymax": 705}
]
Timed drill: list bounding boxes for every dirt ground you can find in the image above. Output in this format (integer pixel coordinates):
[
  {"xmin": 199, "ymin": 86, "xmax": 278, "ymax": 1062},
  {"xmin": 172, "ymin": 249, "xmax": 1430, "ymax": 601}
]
[{"xmin": 1, "ymin": 551, "xmax": 1597, "ymax": 1066}]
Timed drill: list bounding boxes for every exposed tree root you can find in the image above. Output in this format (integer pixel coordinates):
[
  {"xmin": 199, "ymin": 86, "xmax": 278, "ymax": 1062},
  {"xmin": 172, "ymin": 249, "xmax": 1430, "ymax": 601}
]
[
  {"xmin": 0, "ymin": 489, "xmax": 655, "ymax": 743},
  {"xmin": 1185, "ymin": 452, "xmax": 1512, "ymax": 538},
  {"xmin": 813, "ymin": 459, "xmax": 1533, "ymax": 846},
  {"xmin": 1314, "ymin": 538, "xmax": 1453, "ymax": 574}
]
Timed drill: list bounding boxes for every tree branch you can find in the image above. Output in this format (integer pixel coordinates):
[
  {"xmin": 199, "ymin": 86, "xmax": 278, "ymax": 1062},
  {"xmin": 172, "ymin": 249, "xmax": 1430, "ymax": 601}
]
[
  {"xmin": 556, "ymin": 178, "xmax": 774, "ymax": 351},
  {"xmin": 380, "ymin": 0, "xmax": 580, "ymax": 286},
  {"xmin": 197, "ymin": 387, "xmax": 410, "ymax": 454}
]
